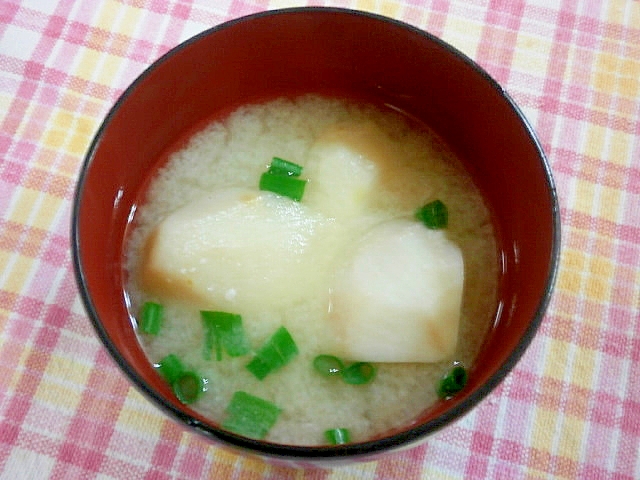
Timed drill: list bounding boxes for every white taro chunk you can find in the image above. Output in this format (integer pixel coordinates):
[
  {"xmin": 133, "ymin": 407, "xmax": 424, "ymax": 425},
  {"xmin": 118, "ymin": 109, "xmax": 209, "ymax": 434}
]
[
  {"xmin": 303, "ymin": 121, "xmax": 394, "ymax": 219},
  {"xmin": 328, "ymin": 219, "xmax": 465, "ymax": 363},
  {"xmin": 140, "ymin": 187, "xmax": 330, "ymax": 314}
]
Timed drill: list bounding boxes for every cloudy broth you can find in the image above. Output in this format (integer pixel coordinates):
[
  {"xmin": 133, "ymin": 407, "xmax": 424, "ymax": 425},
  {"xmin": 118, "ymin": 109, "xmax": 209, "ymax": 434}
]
[{"xmin": 124, "ymin": 95, "xmax": 498, "ymax": 445}]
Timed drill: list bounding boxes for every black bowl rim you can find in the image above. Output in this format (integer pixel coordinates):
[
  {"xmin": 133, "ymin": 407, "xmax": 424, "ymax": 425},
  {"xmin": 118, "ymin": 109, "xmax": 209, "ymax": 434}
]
[{"xmin": 71, "ymin": 6, "xmax": 561, "ymax": 461}]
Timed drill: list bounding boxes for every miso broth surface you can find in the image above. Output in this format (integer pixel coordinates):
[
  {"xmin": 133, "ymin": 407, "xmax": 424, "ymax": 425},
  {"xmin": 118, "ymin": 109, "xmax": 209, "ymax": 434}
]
[{"xmin": 125, "ymin": 95, "xmax": 498, "ymax": 445}]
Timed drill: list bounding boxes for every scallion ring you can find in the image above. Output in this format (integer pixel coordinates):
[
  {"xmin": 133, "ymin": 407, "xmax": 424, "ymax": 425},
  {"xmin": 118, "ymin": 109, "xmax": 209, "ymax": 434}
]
[
  {"xmin": 415, "ymin": 199, "xmax": 448, "ymax": 229},
  {"xmin": 172, "ymin": 371, "xmax": 205, "ymax": 405},
  {"xmin": 341, "ymin": 362, "xmax": 376, "ymax": 385},
  {"xmin": 313, "ymin": 355, "xmax": 344, "ymax": 376},
  {"xmin": 437, "ymin": 365, "xmax": 468, "ymax": 399}
]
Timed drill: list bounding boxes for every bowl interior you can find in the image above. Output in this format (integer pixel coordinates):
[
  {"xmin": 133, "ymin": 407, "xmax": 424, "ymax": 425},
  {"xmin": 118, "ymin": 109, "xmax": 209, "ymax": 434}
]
[{"xmin": 73, "ymin": 8, "xmax": 559, "ymax": 459}]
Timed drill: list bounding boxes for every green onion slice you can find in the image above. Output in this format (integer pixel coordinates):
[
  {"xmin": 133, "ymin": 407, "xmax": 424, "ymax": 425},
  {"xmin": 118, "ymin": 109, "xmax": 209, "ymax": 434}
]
[
  {"xmin": 201, "ymin": 311, "xmax": 250, "ymax": 361},
  {"xmin": 259, "ymin": 172, "xmax": 307, "ymax": 202},
  {"xmin": 156, "ymin": 354, "xmax": 186, "ymax": 384},
  {"xmin": 269, "ymin": 157, "xmax": 303, "ymax": 177},
  {"xmin": 313, "ymin": 355, "xmax": 344, "ymax": 376},
  {"xmin": 222, "ymin": 391, "xmax": 282, "ymax": 439},
  {"xmin": 172, "ymin": 371, "xmax": 205, "ymax": 405},
  {"xmin": 437, "ymin": 365, "xmax": 468, "ymax": 399},
  {"xmin": 415, "ymin": 199, "xmax": 448, "ymax": 229},
  {"xmin": 325, "ymin": 428, "xmax": 351, "ymax": 445},
  {"xmin": 140, "ymin": 301, "xmax": 163, "ymax": 335},
  {"xmin": 246, "ymin": 326, "xmax": 299, "ymax": 380},
  {"xmin": 341, "ymin": 362, "xmax": 376, "ymax": 385},
  {"xmin": 156, "ymin": 354, "xmax": 206, "ymax": 405}
]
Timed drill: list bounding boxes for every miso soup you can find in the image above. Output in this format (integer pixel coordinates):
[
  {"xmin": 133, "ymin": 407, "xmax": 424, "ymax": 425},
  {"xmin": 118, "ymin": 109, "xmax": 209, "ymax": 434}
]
[{"xmin": 125, "ymin": 95, "xmax": 498, "ymax": 445}]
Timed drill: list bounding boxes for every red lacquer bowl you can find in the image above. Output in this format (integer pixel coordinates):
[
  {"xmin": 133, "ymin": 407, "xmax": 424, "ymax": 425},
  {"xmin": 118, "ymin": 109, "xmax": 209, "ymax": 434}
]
[{"xmin": 72, "ymin": 7, "xmax": 560, "ymax": 466}]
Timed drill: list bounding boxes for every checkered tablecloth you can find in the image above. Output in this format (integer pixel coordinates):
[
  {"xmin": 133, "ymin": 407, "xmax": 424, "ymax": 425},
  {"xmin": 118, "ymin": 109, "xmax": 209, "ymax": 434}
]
[{"xmin": 1, "ymin": 1, "xmax": 639, "ymax": 478}]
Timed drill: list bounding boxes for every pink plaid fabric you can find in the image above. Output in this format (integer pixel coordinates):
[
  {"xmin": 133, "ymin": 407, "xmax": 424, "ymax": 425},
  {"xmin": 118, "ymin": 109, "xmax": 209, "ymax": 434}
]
[{"xmin": 1, "ymin": 0, "xmax": 639, "ymax": 478}]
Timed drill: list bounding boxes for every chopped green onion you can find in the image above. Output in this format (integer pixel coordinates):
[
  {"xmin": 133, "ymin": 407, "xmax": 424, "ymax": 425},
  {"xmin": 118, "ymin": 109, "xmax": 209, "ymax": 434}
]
[
  {"xmin": 313, "ymin": 355, "xmax": 344, "ymax": 376},
  {"xmin": 415, "ymin": 199, "xmax": 448, "ymax": 229},
  {"xmin": 437, "ymin": 365, "xmax": 468, "ymax": 399},
  {"xmin": 313, "ymin": 355, "xmax": 377, "ymax": 385},
  {"xmin": 222, "ymin": 391, "xmax": 282, "ymax": 439},
  {"xmin": 204, "ymin": 322, "xmax": 222, "ymax": 362},
  {"xmin": 269, "ymin": 157, "xmax": 303, "ymax": 177},
  {"xmin": 156, "ymin": 354, "xmax": 206, "ymax": 405},
  {"xmin": 246, "ymin": 326, "xmax": 299, "ymax": 380},
  {"xmin": 259, "ymin": 172, "xmax": 307, "ymax": 201},
  {"xmin": 341, "ymin": 362, "xmax": 376, "ymax": 385},
  {"xmin": 201, "ymin": 311, "xmax": 250, "ymax": 361},
  {"xmin": 156, "ymin": 354, "xmax": 186, "ymax": 384},
  {"xmin": 140, "ymin": 301, "xmax": 163, "ymax": 335},
  {"xmin": 259, "ymin": 156, "xmax": 307, "ymax": 200},
  {"xmin": 172, "ymin": 371, "xmax": 205, "ymax": 404},
  {"xmin": 325, "ymin": 428, "xmax": 351, "ymax": 445}
]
